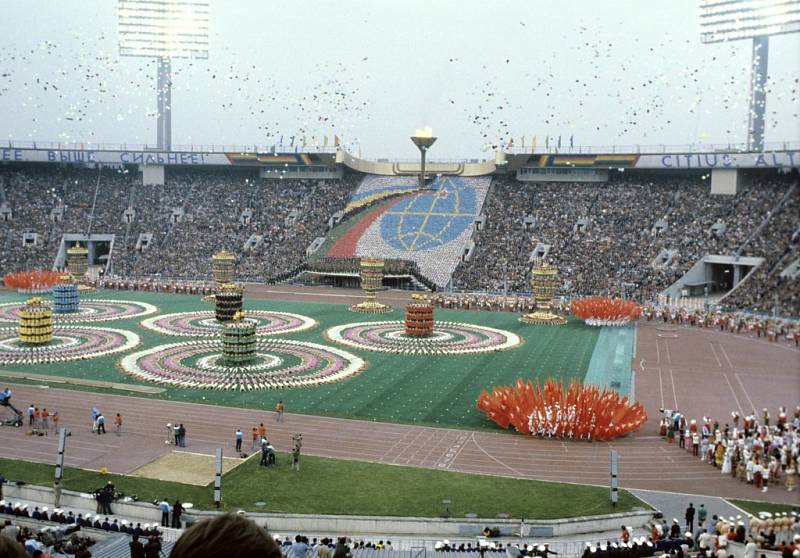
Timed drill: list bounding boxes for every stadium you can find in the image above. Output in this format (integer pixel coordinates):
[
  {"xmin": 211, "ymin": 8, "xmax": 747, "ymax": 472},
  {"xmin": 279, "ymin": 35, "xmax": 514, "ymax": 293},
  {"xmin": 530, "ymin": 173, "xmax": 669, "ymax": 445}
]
[{"xmin": 0, "ymin": 1, "xmax": 799, "ymax": 557}]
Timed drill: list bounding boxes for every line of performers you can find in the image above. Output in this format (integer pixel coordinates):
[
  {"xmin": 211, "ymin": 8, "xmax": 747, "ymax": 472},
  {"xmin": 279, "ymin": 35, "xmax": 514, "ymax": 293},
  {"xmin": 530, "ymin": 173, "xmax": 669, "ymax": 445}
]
[
  {"xmin": 87, "ymin": 277, "xmax": 216, "ymax": 296},
  {"xmin": 660, "ymin": 407, "xmax": 798, "ymax": 493},
  {"xmin": 643, "ymin": 305, "xmax": 799, "ymax": 346},
  {"xmin": 430, "ymin": 293, "xmax": 569, "ymax": 314}
]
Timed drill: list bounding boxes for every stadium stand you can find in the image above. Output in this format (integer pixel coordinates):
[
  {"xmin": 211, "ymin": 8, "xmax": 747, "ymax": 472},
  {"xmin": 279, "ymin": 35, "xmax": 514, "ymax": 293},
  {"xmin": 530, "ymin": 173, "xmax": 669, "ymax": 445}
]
[
  {"xmin": 1, "ymin": 163, "xmax": 798, "ymax": 315},
  {"xmin": 452, "ymin": 172, "xmax": 799, "ymax": 314},
  {"xmin": 0, "ymin": 165, "xmax": 359, "ymax": 282}
]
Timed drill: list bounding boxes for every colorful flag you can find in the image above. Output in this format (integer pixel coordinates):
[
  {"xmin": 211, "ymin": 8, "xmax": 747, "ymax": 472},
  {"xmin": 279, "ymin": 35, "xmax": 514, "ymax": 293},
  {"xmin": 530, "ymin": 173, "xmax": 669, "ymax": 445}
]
[
  {"xmin": 531, "ymin": 135, "xmax": 537, "ymax": 153},
  {"xmin": 334, "ymin": 135, "xmax": 340, "ymax": 147}
]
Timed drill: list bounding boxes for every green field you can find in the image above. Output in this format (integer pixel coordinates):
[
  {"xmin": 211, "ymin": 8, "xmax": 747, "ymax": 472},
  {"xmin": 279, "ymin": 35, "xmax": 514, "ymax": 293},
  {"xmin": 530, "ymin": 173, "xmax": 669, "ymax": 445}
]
[
  {"xmin": 0, "ymin": 455, "xmax": 644, "ymax": 518},
  {"xmin": 727, "ymin": 499, "xmax": 800, "ymax": 517},
  {"xmin": 0, "ymin": 290, "xmax": 602, "ymax": 430}
]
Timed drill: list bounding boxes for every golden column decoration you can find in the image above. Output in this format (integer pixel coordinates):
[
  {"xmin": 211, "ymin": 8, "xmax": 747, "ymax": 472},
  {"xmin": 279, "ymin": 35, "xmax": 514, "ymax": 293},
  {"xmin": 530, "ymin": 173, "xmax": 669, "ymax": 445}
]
[
  {"xmin": 19, "ymin": 297, "xmax": 53, "ymax": 345},
  {"xmin": 66, "ymin": 243, "xmax": 89, "ymax": 278},
  {"xmin": 212, "ymin": 249, "xmax": 236, "ymax": 287},
  {"xmin": 520, "ymin": 258, "xmax": 566, "ymax": 325},
  {"xmin": 350, "ymin": 257, "xmax": 392, "ymax": 313}
]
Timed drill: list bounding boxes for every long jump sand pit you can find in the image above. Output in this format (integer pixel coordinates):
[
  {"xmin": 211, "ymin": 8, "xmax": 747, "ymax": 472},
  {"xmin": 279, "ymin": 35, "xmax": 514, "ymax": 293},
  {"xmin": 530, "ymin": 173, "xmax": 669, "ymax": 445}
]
[{"xmin": 131, "ymin": 451, "xmax": 246, "ymax": 486}]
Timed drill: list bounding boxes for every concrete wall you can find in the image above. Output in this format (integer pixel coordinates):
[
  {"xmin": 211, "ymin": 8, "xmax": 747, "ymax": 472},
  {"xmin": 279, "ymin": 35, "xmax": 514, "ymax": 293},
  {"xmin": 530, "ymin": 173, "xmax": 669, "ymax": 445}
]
[
  {"xmin": 724, "ymin": 541, "xmax": 782, "ymax": 558},
  {"xmin": 663, "ymin": 255, "xmax": 764, "ymax": 301},
  {"xmin": 3, "ymin": 484, "xmax": 654, "ymax": 538},
  {"xmin": 141, "ymin": 164, "xmax": 165, "ymax": 186},
  {"xmin": 338, "ymin": 151, "xmax": 496, "ymax": 177},
  {"xmin": 710, "ymin": 168, "xmax": 739, "ymax": 195}
]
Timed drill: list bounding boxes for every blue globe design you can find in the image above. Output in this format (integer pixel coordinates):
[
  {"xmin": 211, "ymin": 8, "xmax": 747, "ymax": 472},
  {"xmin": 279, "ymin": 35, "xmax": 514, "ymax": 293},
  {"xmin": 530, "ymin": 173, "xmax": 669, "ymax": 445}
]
[{"xmin": 380, "ymin": 177, "xmax": 478, "ymax": 251}]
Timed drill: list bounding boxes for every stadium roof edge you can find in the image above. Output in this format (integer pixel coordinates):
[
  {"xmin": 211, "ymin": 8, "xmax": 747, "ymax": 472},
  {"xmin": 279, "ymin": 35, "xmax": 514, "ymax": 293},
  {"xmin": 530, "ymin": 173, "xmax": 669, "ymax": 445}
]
[{"xmin": 0, "ymin": 141, "xmax": 798, "ymax": 173}]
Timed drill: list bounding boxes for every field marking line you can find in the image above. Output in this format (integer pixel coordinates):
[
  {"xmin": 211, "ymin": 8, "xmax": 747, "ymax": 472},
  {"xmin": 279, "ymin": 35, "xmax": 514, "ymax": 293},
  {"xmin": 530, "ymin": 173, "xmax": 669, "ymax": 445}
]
[
  {"xmin": 663, "ymin": 338, "xmax": 672, "ymax": 365},
  {"xmin": 655, "ymin": 339, "xmax": 661, "ymax": 364},
  {"xmin": 733, "ymin": 373, "xmax": 758, "ymax": 415},
  {"xmin": 391, "ymin": 427, "xmax": 428, "ymax": 464},
  {"xmin": 722, "ymin": 373, "xmax": 745, "ymax": 417},
  {"xmin": 657, "ymin": 367, "xmax": 665, "ymax": 409},
  {"xmin": 669, "ymin": 369, "xmax": 679, "ymax": 410},
  {"xmin": 722, "ymin": 499, "xmax": 753, "ymax": 518},
  {"xmin": 469, "ymin": 432, "xmax": 526, "ymax": 477},
  {"xmin": 717, "ymin": 342, "xmax": 735, "ymax": 369},
  {"xmin": 708, "ymin": 342, "xmax": 723, "ymax": 367},
  {"xmin": 377, "ymin": 427, "xmax": 418, "ymax": 463},
  {"xmin": 445, "ymin": 433, "xmax": 471, "ymax": 470}
]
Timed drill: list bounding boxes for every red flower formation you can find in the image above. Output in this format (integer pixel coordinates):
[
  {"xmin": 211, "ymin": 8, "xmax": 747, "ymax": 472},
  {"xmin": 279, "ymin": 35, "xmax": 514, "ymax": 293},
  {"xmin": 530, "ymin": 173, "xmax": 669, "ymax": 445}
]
[
  {"xmin": 477, "ymin": 378, "xmax": 648, "ymax": 441},
  {"xmin": 3, "ymin": 270, "xmax": 62, "ymax": 290},
  {"xmin": 571, "ymin": 297, "xmax": 641, "ymax": 325}
]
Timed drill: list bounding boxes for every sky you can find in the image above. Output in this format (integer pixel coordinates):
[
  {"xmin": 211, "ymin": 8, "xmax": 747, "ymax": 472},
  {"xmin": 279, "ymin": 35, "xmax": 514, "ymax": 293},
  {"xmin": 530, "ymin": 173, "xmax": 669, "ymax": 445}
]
[{"xmin": 0, "ymin": 0, "xmax": 799, "ymax": 160}]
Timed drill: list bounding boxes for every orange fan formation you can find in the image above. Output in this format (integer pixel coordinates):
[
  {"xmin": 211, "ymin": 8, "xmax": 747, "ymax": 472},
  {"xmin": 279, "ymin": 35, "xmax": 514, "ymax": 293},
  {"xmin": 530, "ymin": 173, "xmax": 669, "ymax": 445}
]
[
  {"xmin": 571, "ymin": 297, "xmax": 641, "ymax": 323},
  {"xmin": 3, "ymin": 270, "xmax": 62, "ymax": 291},
  {"xmin": 477, "ymin": 378, "xmax": 648, "ymax": 441}
]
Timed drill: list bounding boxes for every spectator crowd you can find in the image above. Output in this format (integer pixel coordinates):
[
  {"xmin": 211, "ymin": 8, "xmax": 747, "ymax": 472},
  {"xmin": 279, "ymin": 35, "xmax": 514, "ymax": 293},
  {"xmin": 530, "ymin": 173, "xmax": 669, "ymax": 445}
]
[
  {"xmin": 1, "ymin": 164, "xmax": 797, "ymax": 316},
  {"xmin": 452, "ymin": 173, "xmax": 798, "ymax": 316}
]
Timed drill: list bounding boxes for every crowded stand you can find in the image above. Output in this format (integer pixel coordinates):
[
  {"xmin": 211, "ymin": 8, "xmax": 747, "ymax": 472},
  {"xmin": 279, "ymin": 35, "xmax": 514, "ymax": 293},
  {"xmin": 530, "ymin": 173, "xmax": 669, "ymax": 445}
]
[
  {"xmin": 724, "ymin": 185, "xmax": 800, "ymax": 316},
  {"xmin": 452, "ymin": 173, "xmax": 799, "ymax": 314},
  {"xmin": 1, "ymin": 164, "xmax": 799, "ymax": 318},
  {"xmin": 0, "ymin": 165, "xmax": 359, "ymax": 282}
]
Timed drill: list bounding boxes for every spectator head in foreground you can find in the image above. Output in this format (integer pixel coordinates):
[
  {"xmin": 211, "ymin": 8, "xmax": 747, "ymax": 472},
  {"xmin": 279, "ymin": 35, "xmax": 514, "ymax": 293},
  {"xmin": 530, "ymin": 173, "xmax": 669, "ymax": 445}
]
[
  {"xmin": 169, "ymin": 513, "xmax": 282, "ymax": 558},
  {"xmin": 0, "ymin": 536, "xmax": 29, "ymax": 558}
]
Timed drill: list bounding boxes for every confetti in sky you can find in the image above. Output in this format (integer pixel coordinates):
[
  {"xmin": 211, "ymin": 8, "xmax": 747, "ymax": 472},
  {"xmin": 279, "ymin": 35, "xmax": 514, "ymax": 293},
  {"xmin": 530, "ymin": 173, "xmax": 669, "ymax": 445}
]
[{"xmin": 0, "ymin": 0, "xmax": 798, "ymax": 159}]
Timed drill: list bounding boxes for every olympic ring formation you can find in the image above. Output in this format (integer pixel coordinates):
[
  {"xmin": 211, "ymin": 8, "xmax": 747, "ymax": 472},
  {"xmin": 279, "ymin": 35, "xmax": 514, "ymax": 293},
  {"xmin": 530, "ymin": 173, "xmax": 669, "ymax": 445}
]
[
  {"xmin": 119, "ymin": 338, "xmax": 365, "ymax": 391},
  {"xmin": 139, "ymin": 310, "xmax": 316, "ymax": 337},
  {"xmin": 325, "ymin": 321, "xmax": 522, "ymax": 355},
  {"xmin": 0, "ymin": 300, "xmax": 158, "ymax": 323},
  {"xmin": 0, "ymin": 326, "xmax": 141, "ymax": 365}
]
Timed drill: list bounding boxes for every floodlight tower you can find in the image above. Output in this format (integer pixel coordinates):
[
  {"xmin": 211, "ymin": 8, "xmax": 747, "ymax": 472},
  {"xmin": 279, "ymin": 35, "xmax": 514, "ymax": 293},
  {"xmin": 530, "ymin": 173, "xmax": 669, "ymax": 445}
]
[
  {"xmin": 118, "ymin": 0, "xmax": 210, "ymax": 150},
  {"xmin": 411, "ymin": 127, "xmax": 437, "ymax": 190},
  {"xmin": 699, "ymin": 0, "xmax": 800, "ymax": 152}
]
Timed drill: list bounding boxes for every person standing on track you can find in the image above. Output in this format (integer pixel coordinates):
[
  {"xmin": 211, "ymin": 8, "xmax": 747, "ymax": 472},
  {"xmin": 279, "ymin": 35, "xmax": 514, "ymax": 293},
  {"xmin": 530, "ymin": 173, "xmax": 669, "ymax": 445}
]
[
  {"xmin": 685, "ymin": 503, "xmax": 695, "ymax": 532},
  {"xmin": 235, "ymin": 429, "xmax": 243, "ymax": 453},
  {"xmin": 114, "ymin": 413, "xmax": 123, "ymax": 436},
  {"xmin": 276, "ymin": 401, "xmax": 285, "ymax": 422},
  {"xmin": 697, "ymin": 504, "xmax": 707, "ymax": 530},
  {"xmin": 159, "ymin": 498, "xmax": 171, "ymax": 527},
  {"xmin": 291, "ymin": 433, "xmax": 302, "ymax": 471},
  {"xmin": 179, "ymin": 424, "xmax": 186, "ymax": 447}
]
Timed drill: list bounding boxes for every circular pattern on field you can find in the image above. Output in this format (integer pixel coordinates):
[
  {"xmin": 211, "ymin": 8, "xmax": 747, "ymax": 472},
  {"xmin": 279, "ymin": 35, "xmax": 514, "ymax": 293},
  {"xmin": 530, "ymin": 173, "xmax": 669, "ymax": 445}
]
[
  {"xmin": 325, "ymin": 321, "xmax": 522, "ymax": 355},
  {"xmin": 119, "ymin": 339, "xmax": 365, "ymax": 390},
  {"xmin": 0, "ymin": 299, "xmax": 157, "ymax": 323},
  {"xmin": 0, "ymin": 326, "xmax": 141, "ymax": 365},
  {"xmin": 139, "ymin": 310, "xmax": 316, "ymax": 337}
]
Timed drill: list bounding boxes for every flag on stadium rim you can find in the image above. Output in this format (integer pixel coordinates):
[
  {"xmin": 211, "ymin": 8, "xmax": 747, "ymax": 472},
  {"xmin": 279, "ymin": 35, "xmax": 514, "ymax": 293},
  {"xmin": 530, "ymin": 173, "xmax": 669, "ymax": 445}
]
[
  {"xmin": 334, "ymin": 135, "xmax": 340, "ymax": 147},
  {"xmin": 531, "ymin": 135, "xmax": 536, "ymax": 153}
]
